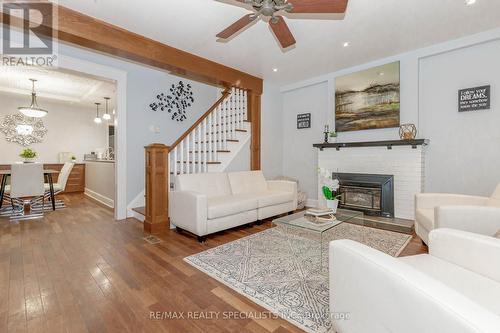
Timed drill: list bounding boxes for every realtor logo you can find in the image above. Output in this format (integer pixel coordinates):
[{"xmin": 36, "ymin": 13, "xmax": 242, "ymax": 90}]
[{"xmin": 1, "ymin": 1, "xmax": 58, "ymax": 66}]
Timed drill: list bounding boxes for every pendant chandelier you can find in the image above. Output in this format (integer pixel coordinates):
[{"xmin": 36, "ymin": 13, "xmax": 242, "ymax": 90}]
[
  {"xmin": 103, "ymin": 97, "xmax": 111, "ymax": 120},
  {"xmin": 18, "ymin": 79, "xmax": 48, "ymax": 118},
  {"xmin": 94, "ymin": 102, "xmax": 102, "ymax": 124}
]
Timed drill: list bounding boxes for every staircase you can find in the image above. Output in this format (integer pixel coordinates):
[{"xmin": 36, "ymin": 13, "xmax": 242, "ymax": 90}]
[
  {"xmin": 128, "ymin": 87, "xmax": 251, "ymax": 220},
  {"xmin": 169, "ymin": 87, "xmax": 250, "ymax": 178}
]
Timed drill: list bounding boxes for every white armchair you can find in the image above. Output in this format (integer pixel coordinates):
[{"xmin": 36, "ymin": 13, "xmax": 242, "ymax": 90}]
[
  {"xmin": 415, "ymin": 184, "xmax": 500, "ymax": 244},
  {"xmin": 329, "ymin": 229, "xmax": 500, "ymax": 333}
]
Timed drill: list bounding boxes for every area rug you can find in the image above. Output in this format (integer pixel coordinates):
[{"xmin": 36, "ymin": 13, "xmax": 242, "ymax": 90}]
[{"xmin": 184, "ymin": 224, "xmax": 411, "ymax": 333}]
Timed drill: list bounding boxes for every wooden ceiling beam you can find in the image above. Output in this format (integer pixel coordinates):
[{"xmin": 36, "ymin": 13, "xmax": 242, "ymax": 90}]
[{"xmin": 1, "ymin": 5, "xmax": 263, "ymax": 94}]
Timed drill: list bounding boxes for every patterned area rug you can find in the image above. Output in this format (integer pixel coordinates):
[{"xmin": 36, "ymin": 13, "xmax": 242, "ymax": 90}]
[{"xmin": 185, "ymin": 224, "xmax": 412, "ymax": 333}]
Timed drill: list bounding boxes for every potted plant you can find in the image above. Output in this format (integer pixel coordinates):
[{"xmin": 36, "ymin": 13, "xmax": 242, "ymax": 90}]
[
  {"xmin": 319, "ymin": 168, "xmax": 342, "ymax": 212},
  {"xmin": 71, "ymin": 155, "xmax": 77, "ymax": 163},
  {"xmin": 19, "ymin": 148, "xmax": 37, "ymax": 163},
  {"xmin": 329, "ymin": 131, "xmax": 338, "ymax": 143}
]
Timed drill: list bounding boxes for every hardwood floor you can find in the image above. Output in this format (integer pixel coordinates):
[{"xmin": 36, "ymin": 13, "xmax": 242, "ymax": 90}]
[{"xmin": 0, "ymin": 194, "xmax": 427, "ymax": 333}]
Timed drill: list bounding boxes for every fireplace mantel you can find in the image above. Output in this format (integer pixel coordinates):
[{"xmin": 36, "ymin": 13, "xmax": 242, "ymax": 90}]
[{"xmin": 313, "ymin": 139, "xmax": 429, "ymax": 151}]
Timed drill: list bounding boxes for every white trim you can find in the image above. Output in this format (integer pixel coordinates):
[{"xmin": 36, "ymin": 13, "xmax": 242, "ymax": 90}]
[
  {"xmin": 57, "ymin": 55, "xmax": 128, "ymax": 220},
  {"xmin": 126, "ymin": 190, "xmax": 145, "ymax": 217},
  {"xmin": 280, "ymin": 27, "xmax": 500, "ymax": 93},
  {"xmin": 84, "ymin": 188, "xmax": 114, "ymax": 208},
  {"xmin": 128, "ymin": 210, "xmax": 145, "ymax": 222}
]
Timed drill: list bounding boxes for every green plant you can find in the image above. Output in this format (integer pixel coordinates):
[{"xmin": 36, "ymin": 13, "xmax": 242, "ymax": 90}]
[
  {"xmin": 19, "ymin": 148, "xmax": 37, "ymax": 159},
  {"xmin": 322, "ymin": 186, "xmax": 341, "ymax": 201},
  {"xmin": 329, "ymin": 131, "xmax": 338, "ymax": 138},
  {"xmin": 71, "ymin": 155, "xmax": 76, "ymax": 160}
]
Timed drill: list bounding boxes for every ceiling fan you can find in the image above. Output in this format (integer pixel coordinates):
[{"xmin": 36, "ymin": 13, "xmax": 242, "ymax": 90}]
[{"xmin": 217, "ymin": 0, "xmax": 349, "ymax": 49}]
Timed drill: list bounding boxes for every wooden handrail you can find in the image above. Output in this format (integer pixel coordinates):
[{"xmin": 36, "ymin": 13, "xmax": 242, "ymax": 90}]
[{"xmin": 169, "ymin": 88, "xmax": 232, "ymax": 151}]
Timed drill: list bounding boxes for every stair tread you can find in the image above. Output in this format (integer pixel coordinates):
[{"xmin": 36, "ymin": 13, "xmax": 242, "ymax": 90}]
[
  {"xmin": 132, "ymin": 206, "xmax": 145, "ymax": 216},
  {"xmin": 207, "ymin": 129, "xmax": 247, "ymax": 135},
  {"xmin": 195, "ymin": 139, "xmax": 239, "ymax": 143},
  {"xmin": 175, "ymin": 161, "xmax": 221, "ymax": 164},
  {"xmin": 188, "ymin": 150, "xmax": 230, "ymax": 153}
]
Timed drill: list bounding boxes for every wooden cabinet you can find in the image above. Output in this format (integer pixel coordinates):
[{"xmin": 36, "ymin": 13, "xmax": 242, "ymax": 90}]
[
  {"xmin": 0, "ymin": 163, "xmax": 85, "ymax": 193},
  {"xmin": 44, "ymin": 164, "xmax": 85, "ymax": 193}
]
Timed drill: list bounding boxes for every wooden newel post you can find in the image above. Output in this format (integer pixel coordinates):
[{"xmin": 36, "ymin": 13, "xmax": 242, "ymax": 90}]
[{"xmin": 144, "ymin": 143, "xmax": 170, "ymax": 234}]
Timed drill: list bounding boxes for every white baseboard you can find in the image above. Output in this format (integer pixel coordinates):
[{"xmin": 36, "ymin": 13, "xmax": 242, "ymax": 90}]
[
  {"xmin": 305, "ymin": 199, "xmax": 319, "ymax": 208},
  {"xmin": 85, "ymin": 188, "xmax": 114, "ymax": 209},
  {"xmin": 127, "ymin": 209, "xmax": 145, "ymax": 222}
]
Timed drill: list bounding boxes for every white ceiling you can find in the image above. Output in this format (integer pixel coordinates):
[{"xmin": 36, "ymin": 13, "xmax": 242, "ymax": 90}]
[
  {"xmin": 57, "ymin": 0, "xmax": 500, "ymax": 86},
  {"xmin": 0, "ymin": 66, "xmax": 116, "ymax": 108}
]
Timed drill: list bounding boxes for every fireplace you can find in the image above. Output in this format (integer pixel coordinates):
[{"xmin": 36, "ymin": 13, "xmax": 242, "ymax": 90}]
[{"xmin": 333, "ymin": 173, "xmax": 394, "ymax": 218}]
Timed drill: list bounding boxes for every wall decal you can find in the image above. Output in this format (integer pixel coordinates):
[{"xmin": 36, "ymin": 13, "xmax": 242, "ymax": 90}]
[
  {"xmin": 0, "ymin": 114, "xmax": 48, "ymax": 146},
  {"xmin": 335, "ymin": 62, "xmax": 400, "ymax": 132},
  {"xmin": 297, "ymin": 113, "xmax": 311, "ymax": 129},
  {"xmin": 149, "ymin": 81, "xmax": 195, "ymax": 122},
  {"xmin": 458, "ymin": 85, "xmax": 490, "ymax": 112}
]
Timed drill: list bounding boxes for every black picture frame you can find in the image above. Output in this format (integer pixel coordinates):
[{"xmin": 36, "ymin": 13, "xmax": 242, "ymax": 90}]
[
  {"xmin": 297, "ymin": 113, "xmax": 311, "ymax": 129},
  {"xmin": 458, "ymin": 85, "xmax": 490, "ymax": 112}
]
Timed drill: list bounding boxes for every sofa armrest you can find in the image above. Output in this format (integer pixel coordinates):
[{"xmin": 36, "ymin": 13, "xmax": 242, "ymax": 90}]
[
  {"xmin": 169, "ymin": 191, "xmax": 208, "ymax": 236},
  {"xmin": 267, "ymin": 180, "xmax": 297, "ymax": 209},
  {"xmin": 429, "ymin": 228, "xmax": 500, "ymax": 283},
  {"xmin": 416, "ymin": 193, "xmax": 489, "ymax": 210},
  {"xmin": 330, "ymin": 239, "xmax": 500, "ymax": 333},
  {"xmin": 436, "ymin": 206, "xmax": 500, "ymax": 236}
]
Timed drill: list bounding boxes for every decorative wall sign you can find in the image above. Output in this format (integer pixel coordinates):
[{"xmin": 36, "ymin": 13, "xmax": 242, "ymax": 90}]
[
  {"xmin": 149, "ymin": 81, "xmax": 195, "ymax": 122},
  {"xmin": 297, "ymin": 113, "xmax": 311, "ymax": 129},
  {"xmin": 458, "ymin": 85, "xmax": 490, "ymax": 112},
  {"xmin": 0, "ymin": 114, "xmax": 47, "ymax": 146},
  {"xmin": 335, "ymin": 62, "xmax": 400, "ymax": 132}
]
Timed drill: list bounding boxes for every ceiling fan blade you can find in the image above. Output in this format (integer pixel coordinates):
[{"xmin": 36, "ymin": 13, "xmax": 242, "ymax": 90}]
[
  {"xmin": 216, "ymin": 14, "xmax": 255, "ymax": 39},
  {"xmin": 287, "ymin": 0, "xmax": 348, "ymax": 13},
  {"xmin": 269, "ymin": 16, "xmax": 296, "ymax": 49}
]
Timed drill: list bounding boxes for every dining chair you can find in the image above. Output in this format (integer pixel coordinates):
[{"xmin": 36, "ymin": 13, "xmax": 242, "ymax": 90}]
[
  {"xmin": 46, "ymin": 162, "xmax": 74, "ymax": 196},
  {"xmin": 31, "ymin": 162, "xmax": 74, "ymax": 210},
  {"xmin": 10, "ymin": 163, "xmax": 45, "ymax": 218}
]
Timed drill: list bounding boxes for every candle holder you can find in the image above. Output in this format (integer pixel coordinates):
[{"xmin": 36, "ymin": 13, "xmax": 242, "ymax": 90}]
[{"xmin": 324, "ymin": 125, "xmax": 330, "ymax": 143}]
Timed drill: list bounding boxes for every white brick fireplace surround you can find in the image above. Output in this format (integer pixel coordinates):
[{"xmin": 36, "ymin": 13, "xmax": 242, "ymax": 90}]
[{"xmin": 318, "ymin": 146, "xmax": 426, "ymax": 220}]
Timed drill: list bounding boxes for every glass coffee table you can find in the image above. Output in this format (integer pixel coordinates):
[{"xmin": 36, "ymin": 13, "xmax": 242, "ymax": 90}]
[{"xmin": 273, "ymin": 209, "xmax": 364, "ymax": 271}]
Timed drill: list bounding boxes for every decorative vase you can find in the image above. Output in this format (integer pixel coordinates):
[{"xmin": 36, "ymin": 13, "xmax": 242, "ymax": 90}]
[
  {"xmin": 23, "ymin": 158, "xmax": 36, "ymax": 163},
  {"xmin": 326, "ymin": 199, "xmax": 339, "ymax": 213},
  {"xmin": 399, "ymin": 124, "xmax": 417, "ymax": 140}
]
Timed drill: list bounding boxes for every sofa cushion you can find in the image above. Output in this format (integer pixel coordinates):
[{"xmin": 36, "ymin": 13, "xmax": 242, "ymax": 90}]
[
  {"xmin": 207, "ymin": 194, "xmax": 259, "ymax": 219},
  {"xmin": 416, "ymin": 208, "xmax": 434, "ymax": 231},
  {"xmin": 176, "ymin": 173, "xmax": 231, "ymax": 198},
  {"xmin": 401, "ymin": 254, "xmax": 500, "ymax": 315},
  {"xmin": 255, "ymin": 190, "xmax": 294, "ymax": 208},
  {"xmin": 228, "ymin": 171, "xmax": 268, "ymax": 194}
]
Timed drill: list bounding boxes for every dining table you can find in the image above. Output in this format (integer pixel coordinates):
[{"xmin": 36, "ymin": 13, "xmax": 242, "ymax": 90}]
[{"xmin": 0, "ymin": 169, "xmax": 60, "ymax": 211}]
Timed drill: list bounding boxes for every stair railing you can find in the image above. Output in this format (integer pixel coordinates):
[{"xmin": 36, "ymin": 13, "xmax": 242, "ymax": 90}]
[{"xmin": 168, "ymin": 87, "xmax": 248, "ymax": 177}]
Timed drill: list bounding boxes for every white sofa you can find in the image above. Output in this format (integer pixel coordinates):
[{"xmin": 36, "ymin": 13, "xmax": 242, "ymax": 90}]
[
  {"xmin": 415, "ymin": 184, "xmax": 500, "ymax": 244},
  {"xmin": 169, "ymin": 171, "xmax": 297, "ymax": 240},
  {"xmin": 329, "ymin": 228, "xmax": 500, "ymax": 333}
]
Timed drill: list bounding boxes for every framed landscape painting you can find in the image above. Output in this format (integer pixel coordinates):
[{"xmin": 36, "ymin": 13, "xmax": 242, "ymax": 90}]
[{"xmin": 335, "ymin": 62, "xmax": 400, "ymax": 132}]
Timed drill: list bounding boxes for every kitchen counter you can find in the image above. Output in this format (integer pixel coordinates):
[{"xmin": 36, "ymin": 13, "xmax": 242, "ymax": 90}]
[
  {"xmin": 84, "ymin": 159, "xmax": 115, "ymax": 163},
  {"xmin": 84, "ymin": 161, "xmax": 115, "ymax": 208}
]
